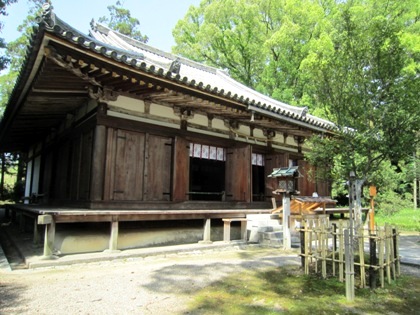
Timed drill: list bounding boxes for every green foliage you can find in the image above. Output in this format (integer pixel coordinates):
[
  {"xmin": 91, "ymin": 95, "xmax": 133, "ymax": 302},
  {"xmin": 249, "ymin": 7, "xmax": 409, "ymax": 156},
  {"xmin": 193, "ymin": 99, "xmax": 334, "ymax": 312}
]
[
  {"xmin": 173, "ymin": 0, "xmax": 267, "ymax": 88},
  {"xmin": 375, "ymin": 208, "xmax": 420, "ymax": 231},
  {"xmin": 98, "ymin": 1, "xmax": 148, "ymax": 43},
  {"xmin": 175, "ymin": 1, "xmax": 419, "ymax": 190},
  {"xmin": 0, "ymin": 1, "xmax": 41, "ymax": 116},
  {"xmin": 303, "ymin": 0, "xmax": 420, "ymax": 183},
  {"xmin": 0, "ymin": 0, "xmax": 18, "ymax": 71}
]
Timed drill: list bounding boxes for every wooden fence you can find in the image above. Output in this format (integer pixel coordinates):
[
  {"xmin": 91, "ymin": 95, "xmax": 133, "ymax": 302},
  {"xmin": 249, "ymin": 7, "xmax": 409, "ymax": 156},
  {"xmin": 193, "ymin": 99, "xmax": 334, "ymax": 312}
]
[{"xmin": 298, "ymin": 215, "xmax": 400, "ymax": 289}]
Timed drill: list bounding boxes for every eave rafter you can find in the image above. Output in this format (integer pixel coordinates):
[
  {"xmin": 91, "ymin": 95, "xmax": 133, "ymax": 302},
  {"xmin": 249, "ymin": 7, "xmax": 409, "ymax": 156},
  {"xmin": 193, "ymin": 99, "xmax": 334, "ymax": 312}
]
[{"xmin": 43, "ymin": 43, "xmax": 317, "ymax": 139}]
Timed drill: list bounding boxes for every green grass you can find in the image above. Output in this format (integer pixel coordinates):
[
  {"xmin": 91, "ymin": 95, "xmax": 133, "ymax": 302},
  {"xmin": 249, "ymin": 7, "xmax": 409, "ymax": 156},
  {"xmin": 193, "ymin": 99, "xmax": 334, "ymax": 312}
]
[
  {"xmin": 375, "ymin": 208, "xmax": 420, "ymax": 232},
  {"xmin": 186, "ymin": 265, "xmax": 420, "ymax": 314}
]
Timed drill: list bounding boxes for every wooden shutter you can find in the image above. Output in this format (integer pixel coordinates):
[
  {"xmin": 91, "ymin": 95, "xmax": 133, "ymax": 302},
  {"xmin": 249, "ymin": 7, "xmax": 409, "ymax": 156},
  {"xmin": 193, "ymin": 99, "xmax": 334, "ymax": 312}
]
[
  {"xmin": 111, "ymin": 129, "xmax": 145, "ymax": 201},
  {"xmin": 225, "ymin": 144, "xmax": 251, "ymax": 202},
  {"xmin": 144, "ymin": 135, "xmax": 172, "ymax": 201},
  {"xmin": 172, "ymin": 137, "xmax": 189, "ymax": 202}
]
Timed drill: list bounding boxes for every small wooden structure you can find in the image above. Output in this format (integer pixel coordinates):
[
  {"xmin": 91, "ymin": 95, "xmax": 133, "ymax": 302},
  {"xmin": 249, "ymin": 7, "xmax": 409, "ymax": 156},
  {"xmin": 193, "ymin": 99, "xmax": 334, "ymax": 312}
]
[{"xmin": 272, "ymin": 196, "xmax": 337, "ymax": 221}]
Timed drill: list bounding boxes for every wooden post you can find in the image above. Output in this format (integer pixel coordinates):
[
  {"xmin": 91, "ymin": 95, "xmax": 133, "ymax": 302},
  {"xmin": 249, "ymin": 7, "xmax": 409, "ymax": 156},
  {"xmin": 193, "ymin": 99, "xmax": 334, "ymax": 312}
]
[
  {"xmin": 339, "ymin": 220, "xmax": 344, "ymax": 282},
  {"xmin": 385, "ymin": 225, "xmax": 392, "ymax": 284},
  {"xmin": 332, "ymin": 223, "xmax": 337, "ymax": 276},
  {"xmin": 282, "ymin": 193, "xmax": 291, "ymax": 250},
  {"xmin": 369, "ymin": 232, "xmax": 377, "ymax": 289},
  {"xmin": 300, "ymin": 226, "xmax": 305, "ymax": 269},
  {"xmin": 344, "ymin": 229, "xmax": 355, "ymax": 301},
  {"xmin": 321, "ymin": 222, "xmax": 327, "ymax": 279},
  {"xmin": 369, "ymin": 186, "xmax": 376, "ymax": 233},
  {"xmin": 394, "ymin": 227, "xmax": 400, "ymax": 277},
  {"xmin": 378, "ymin": 228, "xmax": 385, "ymax": 288},
  {"xmin": 358, "ymin": 227, "xmax": 366, "ymax": 288}
]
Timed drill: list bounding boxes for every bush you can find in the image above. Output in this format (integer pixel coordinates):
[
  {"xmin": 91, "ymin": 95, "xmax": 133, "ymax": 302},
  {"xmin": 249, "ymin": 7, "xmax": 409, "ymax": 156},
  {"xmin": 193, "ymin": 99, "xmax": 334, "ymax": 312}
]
[{"xmin": 376, "ymin": 190, "xmax": 413, "ymax": 216}]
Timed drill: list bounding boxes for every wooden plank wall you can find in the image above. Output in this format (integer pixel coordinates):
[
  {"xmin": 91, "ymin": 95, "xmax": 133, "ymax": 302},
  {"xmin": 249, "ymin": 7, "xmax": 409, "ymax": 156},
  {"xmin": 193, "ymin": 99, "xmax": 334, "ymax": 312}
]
[
  {"xmin": 172, "ymin": 137, "xmax": 189, "ymax": 202},
  {"xmin": 225, "ymin": 144, "xmax": 251, "ymax": 202},
  {"xmin": 104, "ymin": 128, "xmax": 172, "ymax": 202}
]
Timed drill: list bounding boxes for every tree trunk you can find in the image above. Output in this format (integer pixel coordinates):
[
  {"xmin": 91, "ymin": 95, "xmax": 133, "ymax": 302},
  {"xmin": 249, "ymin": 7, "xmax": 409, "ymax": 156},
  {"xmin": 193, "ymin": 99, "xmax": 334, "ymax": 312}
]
[{"xmin": 349, "ymin": 178, "xmax": 365, "ymax": 231}]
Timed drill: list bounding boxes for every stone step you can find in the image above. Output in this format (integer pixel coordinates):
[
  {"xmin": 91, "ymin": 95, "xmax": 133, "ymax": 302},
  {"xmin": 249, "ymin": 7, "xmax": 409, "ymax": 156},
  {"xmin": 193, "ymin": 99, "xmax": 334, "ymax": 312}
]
[{"xmin": 257, "ymin": 230, "xmax": 301, "ymax": 247}]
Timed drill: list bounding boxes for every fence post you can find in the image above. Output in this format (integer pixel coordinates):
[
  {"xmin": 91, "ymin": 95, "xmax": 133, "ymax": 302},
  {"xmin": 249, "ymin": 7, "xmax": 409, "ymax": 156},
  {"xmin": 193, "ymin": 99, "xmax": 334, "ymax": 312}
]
[
  {"xmin": 385, "ymin": 225, "xmax": 392, "ymax": 284},
  {"xmin": 300, "ymin": 223, "xmax": 305, "ymax": 269},
  {"xmin": 369, "ymin": 231, "xmax": 377, "ymax": 289},
  {"xmin": 378, "ymin": 227, "xmax": 385, "ymax": 288},
  {"xmin": 321, "ymin": 222, "xmax": 327, "ymax": 279},
  {"xmin": 339, "ymin": 220, "xmax": 344, "ymax": 282},
  {"xmin": 344, "ymin": 228, "xmax": 355, "ymax": 301},
  {"xmin": 332, "ymin": 223, "xmax": 337, "ymax": 276},
  {"xmin": 358, "ymin": 226, "xmax": 366, "ymax": 288},
  {"xmin": 394, "ymin": 227, "xmax": 400, "ymax": 277}
]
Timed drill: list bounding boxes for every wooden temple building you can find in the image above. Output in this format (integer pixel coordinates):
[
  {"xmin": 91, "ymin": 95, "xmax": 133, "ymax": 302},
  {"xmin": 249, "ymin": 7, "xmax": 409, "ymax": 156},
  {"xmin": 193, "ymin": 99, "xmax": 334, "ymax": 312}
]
[{"xmin": 0, "ymin": 4, "xmax": 335, "ymax": 256}]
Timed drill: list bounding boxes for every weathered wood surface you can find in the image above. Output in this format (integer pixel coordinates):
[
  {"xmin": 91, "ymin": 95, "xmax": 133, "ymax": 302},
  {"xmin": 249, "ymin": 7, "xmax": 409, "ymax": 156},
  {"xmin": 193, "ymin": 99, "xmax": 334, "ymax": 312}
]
[{"xmin": 7, "ymin": 204, "xmax": 272, "ymax": 223}]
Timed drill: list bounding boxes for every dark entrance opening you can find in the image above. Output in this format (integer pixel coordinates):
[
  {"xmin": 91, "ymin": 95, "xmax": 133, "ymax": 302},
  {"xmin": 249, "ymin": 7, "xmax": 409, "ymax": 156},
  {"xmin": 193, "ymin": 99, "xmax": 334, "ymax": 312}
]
[
  {"xmin": 189, "ymin": 157, "xmax": 225, "ymax": 200},
  {"xmin": 252, "ymin": 164, "xmax": 265, "ymax": 201}
]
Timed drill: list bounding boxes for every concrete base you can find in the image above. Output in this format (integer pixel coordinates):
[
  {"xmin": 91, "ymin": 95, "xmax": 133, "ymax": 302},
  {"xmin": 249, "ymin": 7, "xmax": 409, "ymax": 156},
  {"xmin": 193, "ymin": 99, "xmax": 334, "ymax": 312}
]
[{"xmin": 51, "ymin": 225, "xmax": 238, "ymax": 255}]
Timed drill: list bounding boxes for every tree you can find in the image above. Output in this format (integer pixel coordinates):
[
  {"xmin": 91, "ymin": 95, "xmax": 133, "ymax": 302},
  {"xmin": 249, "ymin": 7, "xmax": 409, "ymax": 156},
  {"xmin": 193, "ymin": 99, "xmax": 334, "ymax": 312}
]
[
  {"xmin": 174, "ymin": 0, "xmax": 420, "ymax": 222},
  {"xmin": 0, "ymin": 0, "xmax": 18, "ymax": 71},
  {"xmin": 173, "ymin": 0, "xmax": 268, "ymax": 89},
  {"xmin": 0, "ymin": 0, "xmax": 43, "ymax": 200},
  {"xmin": 303, "ymin": 0, "xmax": 420, "ymax": 225},
  {"xmin": 173, "ymin": 0, "xmax": 333, "ymax": 105},
  {"xmin": 98, "ymin": 0, "xmax": 148, "ymax": 43}
]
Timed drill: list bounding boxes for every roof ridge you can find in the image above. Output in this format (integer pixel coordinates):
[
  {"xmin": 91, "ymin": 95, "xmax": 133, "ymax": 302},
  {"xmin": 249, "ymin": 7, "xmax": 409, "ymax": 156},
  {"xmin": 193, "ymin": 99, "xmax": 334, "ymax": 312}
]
[{"xmin": 92, "ymin": 22, "xmax": 222, "ymax": 75}]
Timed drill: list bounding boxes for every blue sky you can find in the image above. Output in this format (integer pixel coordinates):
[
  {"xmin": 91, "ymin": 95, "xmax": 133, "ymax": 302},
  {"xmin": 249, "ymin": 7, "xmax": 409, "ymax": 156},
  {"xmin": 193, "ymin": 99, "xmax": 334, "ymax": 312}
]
[{"xmin": 2, "ymin": 0, "xmax": 201, "ymax": 52}]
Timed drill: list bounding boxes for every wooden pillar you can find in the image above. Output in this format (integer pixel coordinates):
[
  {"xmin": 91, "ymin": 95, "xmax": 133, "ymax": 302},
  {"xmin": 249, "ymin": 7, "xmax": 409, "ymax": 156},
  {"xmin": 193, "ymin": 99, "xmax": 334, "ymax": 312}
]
[{"xmin": 90, "ymin": 124, "xmax": 107, "ymax": 201}]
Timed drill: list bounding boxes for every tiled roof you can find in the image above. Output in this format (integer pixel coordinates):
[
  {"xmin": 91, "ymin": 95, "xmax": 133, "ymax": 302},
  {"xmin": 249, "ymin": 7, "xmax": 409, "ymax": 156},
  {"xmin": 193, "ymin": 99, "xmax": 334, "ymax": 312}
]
[
  {"xmin": 33, "ymin": 4, "xmax": 333, "ymax": 132},
  {"xmin": 88, "ymin": 23, "xmax": 335, "ymax": 131}
]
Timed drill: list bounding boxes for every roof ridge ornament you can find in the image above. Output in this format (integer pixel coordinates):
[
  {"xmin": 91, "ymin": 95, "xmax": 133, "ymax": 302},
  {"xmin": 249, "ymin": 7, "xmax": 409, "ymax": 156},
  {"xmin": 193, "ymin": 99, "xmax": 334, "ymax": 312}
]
[
  {"xmin": 169, "ymin": 58, "xmax": 181, "ymax": 74},
  {"xmin": 39, "ymin": 1, "xmax": 56, "ymax": 29}
]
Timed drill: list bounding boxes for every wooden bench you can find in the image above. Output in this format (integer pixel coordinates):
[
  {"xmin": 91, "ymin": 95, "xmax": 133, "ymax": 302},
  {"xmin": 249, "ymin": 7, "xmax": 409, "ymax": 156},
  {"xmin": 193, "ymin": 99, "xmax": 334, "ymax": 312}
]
[{"xmin": 222, "ymin": 218, "xmax": 247, "ymax": 243}]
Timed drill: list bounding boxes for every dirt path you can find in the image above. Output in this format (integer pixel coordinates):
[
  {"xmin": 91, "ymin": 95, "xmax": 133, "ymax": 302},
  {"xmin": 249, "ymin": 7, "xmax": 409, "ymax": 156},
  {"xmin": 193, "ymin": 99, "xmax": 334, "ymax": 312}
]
[{"xmin": 0, "ymin": 246, "xmax": 300, "ymax": 314}]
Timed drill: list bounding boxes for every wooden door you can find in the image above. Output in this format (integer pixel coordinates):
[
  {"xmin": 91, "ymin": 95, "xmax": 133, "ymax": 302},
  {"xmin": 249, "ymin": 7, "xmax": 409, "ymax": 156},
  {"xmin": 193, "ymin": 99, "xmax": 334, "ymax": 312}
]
[
  {"xmin": 111, "ymin": 129, "xmax": 145, "ymax": 200},
  {"xmin": 172, "ymin": 137, "xmax": 189, "ymax": 202},
  {"xmin": 225, "ymin": 144, "xmax": 251, "ymax": 202},
  {"xmin": 144, "ymin": 134, "xmax": 172, "ymax": 201}
]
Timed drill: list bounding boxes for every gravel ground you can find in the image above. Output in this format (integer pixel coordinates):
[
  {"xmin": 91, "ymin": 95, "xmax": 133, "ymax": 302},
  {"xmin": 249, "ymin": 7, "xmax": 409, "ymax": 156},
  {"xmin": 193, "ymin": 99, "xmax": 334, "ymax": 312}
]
[{"xmin": 0, "ymin": 246, "xmax": 301, "ymax": 315}]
